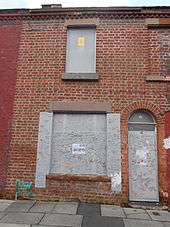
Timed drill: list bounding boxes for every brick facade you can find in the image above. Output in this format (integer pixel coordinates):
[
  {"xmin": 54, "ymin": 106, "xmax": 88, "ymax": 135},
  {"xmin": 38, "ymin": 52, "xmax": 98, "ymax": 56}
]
[
  {"xmin": 0, "ymin": 7, "xmax": 170, "ymax": 204},
  {"xmin": 165, "ymin": 112, "xmax": 170, "ymax": 205},
  {"xmin": 0, "ymin": 21, "xmax": 22, "ymax": 191}
]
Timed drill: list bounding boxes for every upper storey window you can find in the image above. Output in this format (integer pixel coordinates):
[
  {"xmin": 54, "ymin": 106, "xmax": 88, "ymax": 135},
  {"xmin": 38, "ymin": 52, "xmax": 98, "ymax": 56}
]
[{"xmin": 66, "ymin": 27, "xmax": 96, "ymax": 73}]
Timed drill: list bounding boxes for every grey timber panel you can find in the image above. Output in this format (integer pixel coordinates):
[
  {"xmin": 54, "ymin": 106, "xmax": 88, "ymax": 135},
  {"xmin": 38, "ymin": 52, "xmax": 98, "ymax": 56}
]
[
  {"xmin": 35, "ymin": 112, "xmax": 53, "ymax": 188},
  {"xmin": 128, "ymin": 130, "xmax": 159, "ymax": 202},
  {"xmin": 106, "ymin": 113, "xmax": 121, "ymax": 192},
  {"xmin": 66, "ymin": 28, "xmax": 96, "ymax": 73},
  {"xmin": 129, "ymin": 111, "xmax": 154, "ymax": 124},
  {"xmin": 50, "ymin": 114, "xmax": 107, "ymax": 175}
]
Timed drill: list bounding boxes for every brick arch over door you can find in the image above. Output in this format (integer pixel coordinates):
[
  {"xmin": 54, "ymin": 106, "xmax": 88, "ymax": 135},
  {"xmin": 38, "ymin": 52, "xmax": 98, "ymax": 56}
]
[
  {"xmin": 120, "ymin": 101, "xmax": 168, "ymax": 203},
  {"xmin": 121, "ymin": 101, "xmax": 164, "ymax": 124}
]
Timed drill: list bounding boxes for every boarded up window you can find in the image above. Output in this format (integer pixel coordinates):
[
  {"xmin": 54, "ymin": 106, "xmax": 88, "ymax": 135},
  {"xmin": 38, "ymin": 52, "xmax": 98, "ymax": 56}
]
[{"xmin": 66, "ymin": 28, "xmax": 96, "ymax": 73}]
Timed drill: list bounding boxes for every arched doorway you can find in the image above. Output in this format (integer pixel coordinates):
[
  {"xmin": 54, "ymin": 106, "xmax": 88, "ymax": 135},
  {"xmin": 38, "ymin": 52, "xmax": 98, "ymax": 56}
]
[{"xmin": 128, "ymin": 110, "xmax": 159, "ymax": 202}]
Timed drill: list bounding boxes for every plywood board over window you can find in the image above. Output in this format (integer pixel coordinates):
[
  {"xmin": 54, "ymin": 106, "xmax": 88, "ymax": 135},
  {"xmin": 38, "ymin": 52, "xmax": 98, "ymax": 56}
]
[{"xmin": 66, "ymin": 28, "xmax": 96, "ymax": 73}]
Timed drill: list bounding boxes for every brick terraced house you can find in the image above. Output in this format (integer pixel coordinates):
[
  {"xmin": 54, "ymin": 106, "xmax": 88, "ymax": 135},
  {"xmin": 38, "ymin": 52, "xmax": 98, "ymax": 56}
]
[{"xmin": 0, "ymin": 5, "xmax": 170, "ymax": 205}]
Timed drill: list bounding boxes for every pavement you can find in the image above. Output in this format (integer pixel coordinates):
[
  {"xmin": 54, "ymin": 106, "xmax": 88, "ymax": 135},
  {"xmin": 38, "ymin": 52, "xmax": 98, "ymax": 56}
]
[{"xmin": 0, "ymin": 200, "xmax": 169, "ymax": 227}]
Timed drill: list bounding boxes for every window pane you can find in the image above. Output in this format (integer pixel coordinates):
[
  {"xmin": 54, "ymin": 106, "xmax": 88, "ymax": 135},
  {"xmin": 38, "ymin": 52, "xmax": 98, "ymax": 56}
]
[
  {"xmin": 129, "ymin": 111, "xmax": 154, "ymax": 124},
  {"xmin": 66, "ymin": 28, "xmax": 96, "ymax": 73}
]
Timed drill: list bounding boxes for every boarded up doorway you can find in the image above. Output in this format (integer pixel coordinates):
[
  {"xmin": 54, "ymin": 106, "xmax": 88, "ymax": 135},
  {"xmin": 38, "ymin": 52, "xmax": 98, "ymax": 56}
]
[{"xmin": 128, "ymin": 110, "xmax": 159, "ymax": 202}]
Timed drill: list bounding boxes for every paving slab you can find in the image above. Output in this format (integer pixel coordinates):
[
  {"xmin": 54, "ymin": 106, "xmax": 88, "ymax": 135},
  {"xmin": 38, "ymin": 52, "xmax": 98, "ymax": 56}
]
[
  {"xmin": 0, "ymin": 200, "xmax": 15, "ymax": 203},
  {"xmin": 124, "ymin": 208, "xmax": 147, "ymax": 215},
  {"xmin": 82, "ymin": 215, "xmax": 124, "ymax": 227},
  {"xmin": 124, "ymin": 219, "xmax": 165, "ymax": 227},
  {"xmin": 77, "ymin": 203, "xmax": 100, "ymax": 216},
  {"xmin": 4, "ymin": 201, "xmax": 36, "ymax": 213},
  {"xmin": 147, "ymin": 210, "xmax": 170, "ymax": 222},
  {"xmin": 101, "ymin": 205, "xmax": 126, "ymax": 218},
  {"xmin": 32, "ymin": 226, "xmax": 73, "ymax": 227},
  {"xmin": 0, "ymin": 200, "xmax": 15, "ymax": 212},
  {"xmin": 163, "ymin": 222, "xmax": 170, "ymax": 227},
  {"xmin": 123, "ymin": 208, "xmax": 151, "ymax": 220},
  {"xmin": 29, "ymin": 202, "xmax": 56, "ymax": 213},
  {"xmin": 40, "ymin": 213, "xmax": 83, "ymax": 226},
  {"xmin": 52, "ymin": 202, "xmax": 78, "ymax": 215},
  {"xmin": 0, "ymin": 224, "xmax": 30, "ymax": 227},
  {"xmin": 0, "ymin": 212, "xmax": 44, "ymax": 225}
]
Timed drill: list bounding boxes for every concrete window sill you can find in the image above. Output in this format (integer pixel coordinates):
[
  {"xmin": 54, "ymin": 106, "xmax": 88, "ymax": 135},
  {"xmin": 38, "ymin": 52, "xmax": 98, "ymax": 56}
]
[
  {"xmin": 146, "ymin": 76, "xmax": 170, "ymax": 82},
  {"xmin": 62, "ymin": 73, "xmax": 99, "ymax": 81}
]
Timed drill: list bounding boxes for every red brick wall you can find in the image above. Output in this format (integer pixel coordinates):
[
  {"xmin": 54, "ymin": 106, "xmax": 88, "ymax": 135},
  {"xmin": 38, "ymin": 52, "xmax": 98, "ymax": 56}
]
[
  {"xmin": 160, "ymin": 29, "xmax": 170, "ymax": 77},
  {"xmin": 4, "ymin": 17, "xmax": 169, "ymax": 203},
  {"xmin": 165, "ymin": 112, "xmax": 170, "ymax": 205},
  {"xmin": 36, "ymin": 174, "xmax": 125, "ymax": 205},
  {"xmin": 0, "ymin": 22, "xmax": 22, "ymax": 188}
]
